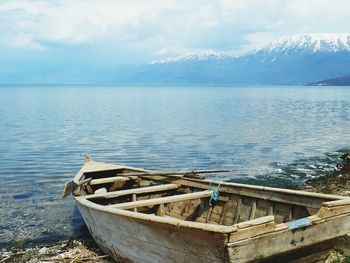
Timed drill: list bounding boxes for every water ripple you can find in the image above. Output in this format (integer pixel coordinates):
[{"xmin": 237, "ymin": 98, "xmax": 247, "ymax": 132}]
[{"xmin": 1, "ymin": 85, "xmax": 350, "ymax": 248}]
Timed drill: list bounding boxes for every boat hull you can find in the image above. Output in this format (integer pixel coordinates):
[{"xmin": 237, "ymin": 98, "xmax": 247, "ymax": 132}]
[
  {"xmin": 77, "ymin": 201, "xmax": 229, "ymax": 263},
  {"xmin": 71, "ymin": 160, "xmax": 350, "ymax": 262}
]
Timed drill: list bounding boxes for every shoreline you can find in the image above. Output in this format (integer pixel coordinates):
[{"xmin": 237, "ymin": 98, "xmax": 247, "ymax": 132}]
[
  {"xmin": 296, "ymin": 152, "xmax": 350, "ymax": 195},
  {"xmin": 295, "ymin": 151, "xmax": 350, "ymax": 263},
  {"xmin": 2, "ymin": 152, "xmax": 350, "ymax": 263},
  {"xmin": 0, "ymin": 234, "xmax": 114, "ymax": 263}
]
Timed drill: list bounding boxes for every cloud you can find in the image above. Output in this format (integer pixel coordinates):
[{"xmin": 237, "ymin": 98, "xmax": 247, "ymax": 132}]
[
  {"xmin": 9, "ymin": 33, "xmax": 46, "ymax": 50},
  {"xmin": 0, "ymin": 0, "xmax": 350, "ymax": 63}
]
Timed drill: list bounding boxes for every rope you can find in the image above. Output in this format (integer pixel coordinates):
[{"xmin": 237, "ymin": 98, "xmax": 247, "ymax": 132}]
[{"xmin": 209, "ymin": 181, "xmax": 222, "ymax": 206}]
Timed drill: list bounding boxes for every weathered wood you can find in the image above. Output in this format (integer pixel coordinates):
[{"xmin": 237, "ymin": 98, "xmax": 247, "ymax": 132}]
[
  {"xmin": 268, "ymin": 203, "xmax": 274, "ymax": 215},
  {"xmin": 84, "ymin": 183, "xmax": 180, "ymax": 199},
  {"xmin": 227, "ymin": 213, "xmax": 350, "ymax": 262},
  {"xmin": 317, "ymin": 204, "xmax": 350, "ymax": 218},
  {"xmin": 205, "ymin": 206, "xmax": 213, "ymax": 223},
  {"xmin": 85, "ymin": 184, "xmax": 93, "ymax": 194},
  {"xmin": 219, "ymin": 199, "xmax": 230, "ymax": 225},
  {"xmin": 147, "ymin": 176, "xmax": 341, "ymax": 209},
  {"xmin": 180, "ymin": 188, "xmax": 191, "ymax": 216},
  {"xmin": 132, "ymin": 194, "xmax": 137, "ymax": 212},
  {"xmin": 230, "ymin": 216, "xmax": 276, "ymax": 242},
  {"xmin": 89, "ymin": 176, "xmax": 138, "ymax": 185},
  {"xmin": 118, "ymin": 169, "xmax": 230, "ymax": 178},
  {"xmin": 249, "ymin": 200, "xmax": 256, "ymax": 220},
  {"xmin": 71, "ymin": 160, "xmax": 350, "ymax": 263},
  {"xmin": 76, "ymin": 196, "xmax": 238, "ymax": 233},
  {"xmin": 233, "ymin": 198, "xmax": 242, "ymax": 224},
  {"xmin": 255, "ymin": 238, "xmax": 337, "ymax": 263},
  {"xmin": 288, "ymin": 207, "xmax": 293, "ymax": 221},
  {"xmin": 109, "ymin": 180, "xmax": 127, "ymax": 192},
  {"xmin": 323, "ymin": 199, "xmax": 350, "ymax": 207},
  {"xmin": 156, "ymin": 203, "xmax": 165, "ymax": 216},
  {"xmin": 235, "ymin": 215, "xmax": 275, "ymax": 229},
  {"xmin": 110, "ymin": 190, "xmax": 213, "ymax": 210},
  {"xmin": 77, "ymin": 201, "xmax": 231, "ymax": 263}
]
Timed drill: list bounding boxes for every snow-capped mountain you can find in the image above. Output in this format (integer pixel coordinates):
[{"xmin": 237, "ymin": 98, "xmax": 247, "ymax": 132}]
[
  {"xmin": 254, "ymin": 34, "xmax": 350, "ymax": 55},
  {"xmin": 148, "ymin": 49, "xmax": 233, "ymax": 65},
  {"xmin": 117, "ymin": 33, "xmax": 350, "ymax": 85},
  {"xmin": 150, "ymin": 34, "xmax": 350, "ymax": 65}
]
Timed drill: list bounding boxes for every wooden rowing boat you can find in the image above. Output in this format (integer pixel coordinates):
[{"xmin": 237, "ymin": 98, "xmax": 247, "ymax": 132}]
[{"xmin": 69, "ymin": 158, "xmax": 350, "ymax": 263}]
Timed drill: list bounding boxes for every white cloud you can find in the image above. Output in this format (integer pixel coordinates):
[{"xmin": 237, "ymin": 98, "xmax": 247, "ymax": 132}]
[
  {"xmin": 9, "ymin": 33, "xmax": 46, "ymax": 50},
  {"xmin": 0, "ymin": 0, "xmax": 350, "ymax": 60}
]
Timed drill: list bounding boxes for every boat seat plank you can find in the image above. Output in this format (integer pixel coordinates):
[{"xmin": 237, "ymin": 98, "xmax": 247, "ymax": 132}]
[
  {"xmin": 109, "ymin": 190, "xmax": 213, "ymax": 210},
  {"xmin": 84, "ymin": 183, "xmax": 180, "ymax": 199},
  {"xmin": 89, "ymin": 176, "xmax": 138, "ymax": 185}
]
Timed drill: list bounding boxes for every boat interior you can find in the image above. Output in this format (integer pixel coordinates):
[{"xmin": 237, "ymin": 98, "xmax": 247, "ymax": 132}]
[{"xmin": 76, "ymin": 166, "xmax": 345, "ymax": 227}]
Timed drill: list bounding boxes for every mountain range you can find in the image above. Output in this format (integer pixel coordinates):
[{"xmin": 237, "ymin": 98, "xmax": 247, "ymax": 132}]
[
  {"xmin": 3, "ymin": 34, "xmax": 350, "ymax": 85},
  {"xmin": 115, "ymin": 34, "xmax": 350, "ymax": 85}
]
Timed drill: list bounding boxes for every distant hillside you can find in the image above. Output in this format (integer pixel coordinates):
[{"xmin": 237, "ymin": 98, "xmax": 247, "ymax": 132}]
[
  {"xmin": 115, "ymin": 33, "xmax": 350, "ymax": 85},
  {"xmin": 308, "ymin": 74, "xmax": 350, "ymax": 86},
  {"xmin": 3, "ymin": 34, "xmax": 350, "ymax": 85}
]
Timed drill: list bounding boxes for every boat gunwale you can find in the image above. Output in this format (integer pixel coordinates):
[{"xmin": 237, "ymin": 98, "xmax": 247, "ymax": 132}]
[{"xmin": 73, "ymin": 160, "xmax": 348, "ymax": 201}]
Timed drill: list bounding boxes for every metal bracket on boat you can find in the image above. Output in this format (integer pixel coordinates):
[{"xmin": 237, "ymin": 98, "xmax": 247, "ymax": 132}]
[
  {"xmin": 62, "ymin": 177, "xmax": 92, "ymax": 198},
  {"xmin": 286, "ymin": 217, "xmax": 312, "ymax": 230}
]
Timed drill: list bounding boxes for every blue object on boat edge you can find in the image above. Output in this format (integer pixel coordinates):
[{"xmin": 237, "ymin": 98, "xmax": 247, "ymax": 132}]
[{"xmin": 286, "ymin": 217, "xmax": 312, "ymax": 230}]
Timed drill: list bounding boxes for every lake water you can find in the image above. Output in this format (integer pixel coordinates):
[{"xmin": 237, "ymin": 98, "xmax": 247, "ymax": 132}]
[{"xmin": 1, "ymin": 85, "xmax": 350, "ymax": 248}]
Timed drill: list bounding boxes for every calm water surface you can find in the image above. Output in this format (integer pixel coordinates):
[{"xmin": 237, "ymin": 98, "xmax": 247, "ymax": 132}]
[{"xmin": 0, "ymin": 85, "xmax": 350, "ymax": 248}]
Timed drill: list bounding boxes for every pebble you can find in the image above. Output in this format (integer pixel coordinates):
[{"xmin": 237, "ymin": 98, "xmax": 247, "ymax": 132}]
[{"xmin": 38, "ymin": 247, "xmax": 48, "ymax": 255}]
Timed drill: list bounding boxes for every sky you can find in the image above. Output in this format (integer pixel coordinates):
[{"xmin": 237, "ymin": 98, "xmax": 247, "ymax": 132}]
[{"xmin": 1, "ymin": 0, "xmax": 350, "ymax": 82}]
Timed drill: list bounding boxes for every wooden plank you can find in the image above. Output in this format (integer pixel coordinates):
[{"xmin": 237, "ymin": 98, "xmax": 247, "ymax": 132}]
[
  {"xmin": 230, "ymin": 216, "xmax": 276, "ymax": 242},
  {"xmin": 132, "ymin": 194, "xmax": 137, "ymax": 212},
  {"xmin": 233, "ymin": 198, "xmax": 242, "ymax": 224},
  {"xmin": 75, "ymin": 161, "xmax": 346, "ymax": 215},
  {"xmin": 85, "ymin": 184, "xmax": 93, "ymax": 194},
  {"xmin": 117, "ymin": 169, "xmax": 230, "ymax": 178},
  {"xmin": 109, "ymin": 180, "xmax": 127, "ymax": 191},
  {"xmin": 180, "ymin": 188, "xmax": 191, "ymax": 216},
  {"xmin": 84, "ymin": 183, "xmax": 180, "ymax": 199},
  {"xmin": 156, "ymin": 203, "xmax": 165, "ymax": 216},
  {"xmin": 289, "ymin": 207, "xmax": 293, "ymax": 221},
  {"xmin": 110, "ymin": 190, "xmax": 213, "ymax": 210},
  {"xmin": 323, "ymin": 199, "xmax": 350, "ymax": 207},
  {"xmin": 148, "ymin": 176, "xmax": 341, "ymax": 209},
  {"xmin": 89, "ymin": 176, "xmax": 138, "ymax": 185},
  {"xmin": 76, "ymin": 194, "xmax": 237, "ymax": 234},
  {"xmin": 317, "ymin": 205, "xmax": 350, "ymax": 218},
  {"xmin": 249, "ymin": 200, "xmax": 256, "ymax": 220},
  {"xmin": 77, "ymin": 161, "xmax": 343, "ymax": 200},
  {"xmin": 268, "ymin": 203, "xmax": 274, "ymax": 215},
  {"xmin": 219, "ymin": 199, "xmax": 231, "ymax": 225},
  {"xmin": 77, "ymin": 199, "xmax": 230, "ymax": 263},
  {"xmin": 235, "ymin": 215, "xmax": 275, "ymax": 229},
  {"xmin": 227, "ymin": 213, "xmax": 350, "ymax": 263},
  {"xmin": 205, "ymin": 206, "xmax": 213, "ymax": 223},
  {"xmin": 263, "ymin": 238, "xmax": 337, "ymax": 263}
]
